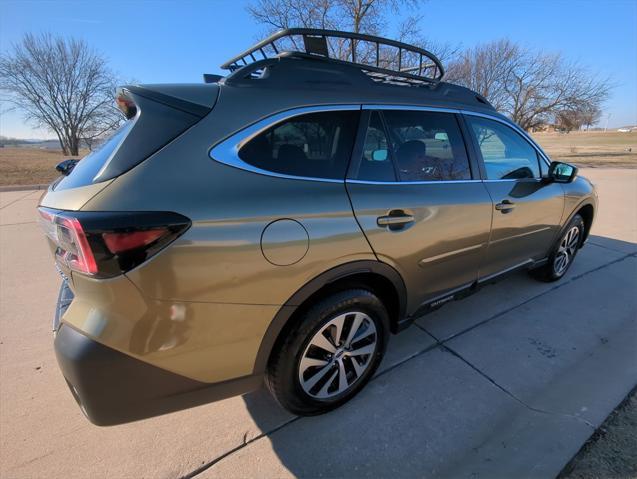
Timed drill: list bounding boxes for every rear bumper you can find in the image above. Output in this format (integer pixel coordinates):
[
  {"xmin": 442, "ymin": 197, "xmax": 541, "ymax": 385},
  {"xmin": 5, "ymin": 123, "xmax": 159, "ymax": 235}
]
[{"xmin": 54, "ymin": 323, "xmax": 263, "ymax": 426}]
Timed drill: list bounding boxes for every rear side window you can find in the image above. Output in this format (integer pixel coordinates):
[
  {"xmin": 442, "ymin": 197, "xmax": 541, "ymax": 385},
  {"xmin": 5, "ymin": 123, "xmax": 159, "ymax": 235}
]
[
  {"xmin": 238, "ymin": 110, "xmax": 360, "ymax": 180},
  {"xmin": 382, "ymin": 110, "xmax": 471, "ymax": 181},
  {"xmin": 466, "ymin": 116, "xmax": 540, "ymax": 180}
]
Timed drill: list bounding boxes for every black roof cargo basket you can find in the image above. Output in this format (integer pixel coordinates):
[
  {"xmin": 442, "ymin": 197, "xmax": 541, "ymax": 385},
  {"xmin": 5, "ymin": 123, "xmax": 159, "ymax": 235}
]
[{"xmin": 220, "ymin": 28, "xmax": 445, "ymax": 86}]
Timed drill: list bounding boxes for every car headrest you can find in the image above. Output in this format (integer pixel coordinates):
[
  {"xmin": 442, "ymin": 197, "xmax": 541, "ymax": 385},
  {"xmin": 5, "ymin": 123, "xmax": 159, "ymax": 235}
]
[
  {"xmin": 278, "ymin": 144, "xmax": 307, "ymax": 163},
  {"xmin": 396, "ymin": 140, "xmax": 427, "ymax": 163}
]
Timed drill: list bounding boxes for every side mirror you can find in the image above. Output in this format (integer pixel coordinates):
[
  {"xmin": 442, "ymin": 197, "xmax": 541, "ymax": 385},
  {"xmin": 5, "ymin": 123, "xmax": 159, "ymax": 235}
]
[
  {"xmin": 56, "ymin": 159, "xmax": 79, "ymax": 176},
  {"xmin": 371, "ymin": 149, "xmax": 388, "ymax": 161},
  {"xmin": 548, "ymin": 161, "xmax": 578, "ymax": 183},
  {"xmin": 434, "ymin": 132, "xmax": 448, "ymax": 141}
]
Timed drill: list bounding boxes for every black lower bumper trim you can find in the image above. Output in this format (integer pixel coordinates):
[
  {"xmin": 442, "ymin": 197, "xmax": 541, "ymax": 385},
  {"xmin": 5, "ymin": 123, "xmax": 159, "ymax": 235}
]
[{"xmin": 54, "ymin": 324, "xmax": 263, "ymax": 426}]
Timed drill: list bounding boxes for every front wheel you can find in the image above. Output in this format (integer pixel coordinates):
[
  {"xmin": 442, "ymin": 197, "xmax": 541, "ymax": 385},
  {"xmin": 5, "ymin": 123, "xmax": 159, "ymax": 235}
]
[
  {"xmin": 266, "ymin": 289, "xmax": 389, "ymax": 416},
  {"xmin": 530, "ymin": 214, "xmax": 585, "ymax": 282}
]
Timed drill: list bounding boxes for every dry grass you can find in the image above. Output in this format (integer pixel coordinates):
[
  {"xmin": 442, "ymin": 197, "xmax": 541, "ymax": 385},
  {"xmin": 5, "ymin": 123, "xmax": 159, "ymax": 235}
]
[
  {"xmin": 0, "ymin": 131, "xmax": 635, "ymax": 186},
  {"xmin": 560, "ymin": 389, "xmax": 637, "ymax": 479},
  {"xmin": 0, "ymin": 147, "xmax": 86, "ymax": 186},
  {"xmin": 532, "ymin": 131, "xmax": 637, "ymax": 168}
]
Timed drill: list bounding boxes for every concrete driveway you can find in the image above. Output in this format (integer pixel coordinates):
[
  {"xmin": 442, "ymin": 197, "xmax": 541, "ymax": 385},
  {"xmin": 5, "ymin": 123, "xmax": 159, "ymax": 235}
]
[{"xmin": 1, "ymin": 168, "xmax": 635, "ymax": 478}]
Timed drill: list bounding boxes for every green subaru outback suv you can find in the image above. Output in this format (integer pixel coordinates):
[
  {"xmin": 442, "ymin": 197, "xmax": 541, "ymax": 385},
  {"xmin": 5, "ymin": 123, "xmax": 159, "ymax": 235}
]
[{"xmin": 38, "ymin": 29, "xmax": 596, "ymax": 425}]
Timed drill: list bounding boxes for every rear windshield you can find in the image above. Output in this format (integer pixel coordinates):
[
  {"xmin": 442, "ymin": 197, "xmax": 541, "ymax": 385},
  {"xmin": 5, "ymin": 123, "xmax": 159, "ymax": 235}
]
[
  {"xmin": 53, "ymin": 92, "xmax": 204, "ymax": 191},
  {"xmin": 54, "ymin": 121, "xmax": 134, "ymax": 190}
]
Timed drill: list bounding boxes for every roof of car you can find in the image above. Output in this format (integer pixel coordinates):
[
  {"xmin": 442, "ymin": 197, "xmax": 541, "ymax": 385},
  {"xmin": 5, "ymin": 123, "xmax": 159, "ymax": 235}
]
[
  {"xmin": 209, "ymin": 28, "xmax": 497, "ymax": 114},
  {"xmin": 216, "ymin": 55, "xmax": 497, "ymax": 114},
  {"xmin": 221, "ymin": 28, "xmax": 445, "ymax": 85}
]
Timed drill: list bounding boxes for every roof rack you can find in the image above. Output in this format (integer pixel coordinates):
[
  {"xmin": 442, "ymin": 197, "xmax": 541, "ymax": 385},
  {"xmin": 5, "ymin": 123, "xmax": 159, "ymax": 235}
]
[{"xmin": 220, "ymin": 28, "xmax": 445, "ymax": 85}]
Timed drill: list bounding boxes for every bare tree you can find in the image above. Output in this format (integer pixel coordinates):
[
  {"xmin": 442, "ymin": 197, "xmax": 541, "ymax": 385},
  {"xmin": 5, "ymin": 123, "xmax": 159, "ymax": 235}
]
[
  {"xmin": 247, "ymin": 0, "xmax": 409, "ymax": 34},
  {"xmin": 395, "ymin": 14, "xmax": 460, "ymax": 66},
  {"xmin": 504, "ymin": 52, "xmax": 610, "ymax": 130},
  {"xmin": 245, "ymin": 0, "xmax": 461, "ymax": 82},
  {"xmin": 580, "ymin": 105, "xmax": 601, "ymax": 131},
  {"xmin": 555, "ymin": 110, "xmax": 583, "ymax": 133},
  {"xmin": 0, "ymin": 33, "xmax": 122, "ymax": 155},
  {"xmin": 447, "ymin": 39, "xmax": 612, "ymax": 131},
  {"xmin": 445, "ymin": 39, "xmax": 518, "ymax": 111}
]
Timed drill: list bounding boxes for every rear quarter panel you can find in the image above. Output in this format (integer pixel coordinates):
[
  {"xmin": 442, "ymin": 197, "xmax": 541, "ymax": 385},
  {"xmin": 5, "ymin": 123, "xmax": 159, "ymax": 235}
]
[{"xmin": 82, "ymin": 86, "xmax": 376, "ymax": 306}]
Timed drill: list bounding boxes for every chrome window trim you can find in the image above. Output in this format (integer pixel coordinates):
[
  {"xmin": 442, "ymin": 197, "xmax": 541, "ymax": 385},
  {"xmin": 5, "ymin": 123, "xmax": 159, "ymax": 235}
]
[
  {"xmin": 209, "ymin": 103, "xmax": 552, "ymax": 184},
  {"xmin": 362, "ymin": 104, "xmax": 461, "ymax": 114},
  {"xmin": 347, "ymin": 179, "xmax": 480, "ymax": 185},
  {"xmin": 209, "ymin": 104, "xmax": 361, "ymax": 183},
  {"xmin": 365, "ymin": 104, "xmax": 552, "ymax": 168},
  {"xmin": 482, "ymin": 178, "xmax": 543, "ymax": 183}
]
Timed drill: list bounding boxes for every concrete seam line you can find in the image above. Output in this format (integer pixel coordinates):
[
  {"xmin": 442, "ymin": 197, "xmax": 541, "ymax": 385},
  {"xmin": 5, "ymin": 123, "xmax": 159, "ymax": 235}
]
[
  {"xmin": 181, "ymin": 254, "xmax": 637, "ymax": 477},
  {"xmin": 373, "ymin": 342, "xmax": 440, "ymax": 380},
  {"xmin": 179, "ymin": 415, "xmax": 301, "ymax": 479},
  {"xmin": 437, "ymin": 252, "xmax": 636, "ymax": 343},
  {"xmin": 0, "ymin": 221, "xmax": 38, "ymax": 227},
  {"xmin": 441, "ymin": 344, "xmax": 597, "ymax": 429},
  {"xmin": 0, "ymin": 184, "xmax": 49, "ymax": 192},
  {"xmin": 414, "ymin": 322, "xmax": 597, "ymax": 428},
  {"xmin": 0, "ymin": 191, "xmax": 35, "ymax": 210},
  {"xmin": 183, "ymin": 343, "xmax": 444, "ymax": 478},
  {"xmin": 414, "ymin": 322, "xmax": 441, "ymax": 342},
  {"xmin": 588, "ymin": 240, "xmax": 636, "ymax": 255}
]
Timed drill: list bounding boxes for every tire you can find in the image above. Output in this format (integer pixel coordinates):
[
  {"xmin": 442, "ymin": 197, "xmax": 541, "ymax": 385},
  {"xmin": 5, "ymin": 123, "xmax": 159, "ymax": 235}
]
[
  {"xmin": 530, "ymin": 214, "xmax": 585, "ymax": 282},
  {"xmin": 266, "ymin": 289, "xmax": 389, "ymax": 416}
]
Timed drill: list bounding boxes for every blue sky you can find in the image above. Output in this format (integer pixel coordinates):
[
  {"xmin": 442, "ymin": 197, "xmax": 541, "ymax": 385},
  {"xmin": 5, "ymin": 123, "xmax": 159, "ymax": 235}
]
[{"xmin": 1, "ymin": 0, "xmax": 635, "ymax": 138}]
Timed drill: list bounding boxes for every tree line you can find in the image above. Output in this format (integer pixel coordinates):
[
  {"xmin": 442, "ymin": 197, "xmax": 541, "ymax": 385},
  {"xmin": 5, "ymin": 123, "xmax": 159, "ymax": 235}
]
[
  {"xmin": 445, "ymin": 39, "xmax": 608, "ymax": 132},
  {"xmin": 0, "ymin": 0, "xmax": 612, "ymax": 156},
  {"xmin": 248, "ymin": 0, "xmax": 611, "ymax": 132}
]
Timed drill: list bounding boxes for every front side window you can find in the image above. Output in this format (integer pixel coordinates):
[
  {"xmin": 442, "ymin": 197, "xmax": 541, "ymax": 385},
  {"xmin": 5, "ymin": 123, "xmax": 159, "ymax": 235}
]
[
  {"xmin": 382, "ymin": 110, "xmax": 472, "ymax": 181},
  {"xmin": 238, "ymin": 110, "xmax": 359, "ymax": 179},
  {"xmin": 466, "ymin": 116, "xmax": 541, "ymax": 180}
]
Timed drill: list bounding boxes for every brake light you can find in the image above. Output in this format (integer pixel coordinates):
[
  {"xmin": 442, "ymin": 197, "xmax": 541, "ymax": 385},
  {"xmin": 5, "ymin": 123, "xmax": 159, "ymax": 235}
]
[
  {"xmin": 103, "ymin": 229, "xmax": 168, "ymax": 254},
  {"xmin": 38, "ymin": 208, "xmax": 190, "ymax": 278},
  {"xmin": 55, "ymin": 216, "xmax": 98, "ymax": 275},
  {"xmin": 116, "ymin": 93, "xmax": 137, "ymax": 119}
]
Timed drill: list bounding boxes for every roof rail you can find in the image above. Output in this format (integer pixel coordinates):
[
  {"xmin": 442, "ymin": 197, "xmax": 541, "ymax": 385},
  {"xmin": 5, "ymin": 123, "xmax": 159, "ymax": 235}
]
[{"xmin": 220, "ymin": 28, "xmax": 445, "ymax": 85}]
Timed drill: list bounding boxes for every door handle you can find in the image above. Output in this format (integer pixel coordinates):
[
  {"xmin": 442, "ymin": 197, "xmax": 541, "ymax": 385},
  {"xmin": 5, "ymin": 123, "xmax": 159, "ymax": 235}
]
[
  {"xmin": 495, "ymin": 200, "xmax": 516, "ymax": 213},
  {"xmin": 377, "ymin": 211, "xmax": 414, "ymax": 228}
]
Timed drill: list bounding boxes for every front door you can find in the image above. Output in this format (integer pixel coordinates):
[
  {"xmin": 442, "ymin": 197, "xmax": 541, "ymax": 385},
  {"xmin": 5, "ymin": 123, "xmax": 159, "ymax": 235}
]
[
  {"xmin": 346, "ymin": 108, "xmax": 493, "ymax": 313},
  {"xmin": 463, "ymin": 115, "xmax": 564, "ymax": 279}
]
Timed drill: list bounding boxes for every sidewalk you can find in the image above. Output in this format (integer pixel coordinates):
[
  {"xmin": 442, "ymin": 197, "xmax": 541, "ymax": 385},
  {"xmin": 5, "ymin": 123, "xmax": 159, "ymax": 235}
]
[{"xmin": 1, "ymin": 168, "xmax": 635, "ymax": 478}]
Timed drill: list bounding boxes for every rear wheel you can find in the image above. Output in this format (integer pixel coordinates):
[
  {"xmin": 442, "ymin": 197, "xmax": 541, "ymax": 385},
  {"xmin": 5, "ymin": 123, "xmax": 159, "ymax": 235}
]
[
  {"xmin": 266, "ymin": 289, "xmax": 389, "ymax": 415},
  {"xmin": 530, "ymin": 214, "xmax": 584, "ymax": 282}
]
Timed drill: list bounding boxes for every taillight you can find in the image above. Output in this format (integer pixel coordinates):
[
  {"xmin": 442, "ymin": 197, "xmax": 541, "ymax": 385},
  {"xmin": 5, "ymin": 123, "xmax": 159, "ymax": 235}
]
[
  {"xmin": 116, "ymin": 93, "xmax": 137, "ymax": 119},
  {"xmin": 55, "ymin": 215, "xmax": 98, "ymax": 275},
  {"xmin": 38, "ymin": 208, "xmax": 190, "ymax": 278},
  {"xmin": 102, "ymin": 229, "xmax": 168, "ymax": 254}
]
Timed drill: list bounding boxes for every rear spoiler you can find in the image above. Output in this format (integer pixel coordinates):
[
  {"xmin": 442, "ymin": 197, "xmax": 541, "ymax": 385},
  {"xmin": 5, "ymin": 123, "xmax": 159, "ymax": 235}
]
[{"xmin": 117, "ymin": 84, "xmax": 219, "ymax": 119}]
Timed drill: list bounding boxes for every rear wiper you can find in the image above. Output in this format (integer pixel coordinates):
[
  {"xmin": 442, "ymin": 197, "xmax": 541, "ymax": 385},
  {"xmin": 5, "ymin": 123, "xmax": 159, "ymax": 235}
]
[{"xmin": 56, "ymin": 159, "xmax": 79, "ymax": 176}]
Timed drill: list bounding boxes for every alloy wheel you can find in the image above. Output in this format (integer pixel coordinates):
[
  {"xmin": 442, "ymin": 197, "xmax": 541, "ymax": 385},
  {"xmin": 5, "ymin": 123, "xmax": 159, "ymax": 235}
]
[
  {"xmin": 298, "ymin": 311, "xmax": 377, "ymax": 399},
  {"xmin": 553, "ymin": 226, "xmax": 580, "ymax": 275}
]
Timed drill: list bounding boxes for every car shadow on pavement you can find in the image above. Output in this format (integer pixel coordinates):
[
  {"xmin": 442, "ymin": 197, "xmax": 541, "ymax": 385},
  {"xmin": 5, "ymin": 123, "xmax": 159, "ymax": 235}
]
[{"xmin": 230, "ymin": 235, "xmax": 637, "ymax": 478}]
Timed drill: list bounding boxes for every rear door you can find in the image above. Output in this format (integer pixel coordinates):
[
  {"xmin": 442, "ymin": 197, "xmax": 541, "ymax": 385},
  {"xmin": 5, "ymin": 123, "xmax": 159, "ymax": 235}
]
[
  {"xmin": 346, "ymin": 107, "xmax": 493, "ymax": 313},
  {"xmin": 463, "ymin": 114, "xmax": 564, "ymax": 279}
]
